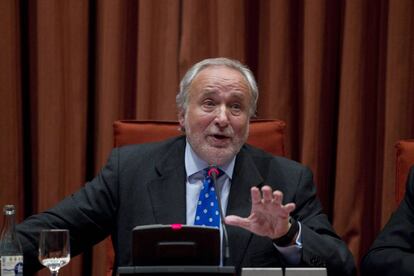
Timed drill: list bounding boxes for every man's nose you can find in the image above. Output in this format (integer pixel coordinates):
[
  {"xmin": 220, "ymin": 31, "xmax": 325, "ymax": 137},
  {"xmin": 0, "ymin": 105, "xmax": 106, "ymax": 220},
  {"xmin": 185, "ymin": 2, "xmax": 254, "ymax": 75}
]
[{"xmin": 214, "ymin": 105, "xmax": 230, "ymax": 127}]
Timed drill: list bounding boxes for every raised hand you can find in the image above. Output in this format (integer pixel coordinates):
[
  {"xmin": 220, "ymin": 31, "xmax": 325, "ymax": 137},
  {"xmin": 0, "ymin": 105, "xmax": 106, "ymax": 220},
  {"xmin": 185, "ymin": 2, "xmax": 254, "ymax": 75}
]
[{"xmin": 225, "ymin": 185, "xmax": 296, "ymax": 240}]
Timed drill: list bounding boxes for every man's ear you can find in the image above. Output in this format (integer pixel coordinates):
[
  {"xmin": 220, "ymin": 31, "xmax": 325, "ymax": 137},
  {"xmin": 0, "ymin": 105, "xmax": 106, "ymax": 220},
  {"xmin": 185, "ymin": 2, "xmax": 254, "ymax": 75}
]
[{"xmin": 178, "ymin": 109, "xmax": 185, "ymax": 130}]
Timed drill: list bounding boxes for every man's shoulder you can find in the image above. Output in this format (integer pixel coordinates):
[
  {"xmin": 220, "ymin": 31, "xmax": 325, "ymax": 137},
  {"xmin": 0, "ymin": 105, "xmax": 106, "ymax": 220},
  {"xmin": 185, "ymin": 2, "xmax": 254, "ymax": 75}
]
[
  {"xmin": 241, "ymin": 143, "xmax": 310, "ymax": 179},
  {"xmin": 242, "ymin": 143, "xmax": 304, "ymax": 168},
  {"xmin": 114, "ymin": 135, "xmax": 186, "ymax": 160}
]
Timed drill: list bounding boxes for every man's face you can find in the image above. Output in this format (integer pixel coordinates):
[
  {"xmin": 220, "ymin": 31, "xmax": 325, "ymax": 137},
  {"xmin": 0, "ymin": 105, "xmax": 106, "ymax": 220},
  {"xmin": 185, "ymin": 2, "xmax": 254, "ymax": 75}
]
[{"xmin": 179, "ymin": 66, "xmax": 251, "ymax": 166}]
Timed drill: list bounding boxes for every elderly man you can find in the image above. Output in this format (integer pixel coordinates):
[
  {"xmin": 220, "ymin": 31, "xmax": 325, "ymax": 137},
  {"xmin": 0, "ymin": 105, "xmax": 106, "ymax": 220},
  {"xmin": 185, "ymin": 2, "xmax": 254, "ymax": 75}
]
[{"xmin": 17, "ymin": 58, "xmax": 355, "ymax": 275}]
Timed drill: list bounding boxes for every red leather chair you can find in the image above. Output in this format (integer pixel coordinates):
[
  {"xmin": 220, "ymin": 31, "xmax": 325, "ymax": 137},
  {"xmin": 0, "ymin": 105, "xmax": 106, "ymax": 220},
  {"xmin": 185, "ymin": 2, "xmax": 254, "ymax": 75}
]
[
  {"xmin": 395, "ymin": 139, "xmax": 414, "ymax": 204},
  {"xmin": 106, "ymin": 119, "xmax": 287, "ymax": 275},
  {"xmin": 113, "ymin": 119, "xmax": 286, "ymax": 156}
]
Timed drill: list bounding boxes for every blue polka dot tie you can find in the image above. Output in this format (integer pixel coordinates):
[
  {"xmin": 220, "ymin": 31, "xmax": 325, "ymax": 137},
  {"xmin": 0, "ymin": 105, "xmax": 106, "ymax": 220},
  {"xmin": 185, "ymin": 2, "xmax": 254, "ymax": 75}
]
[{"xmin": 194, "ymin": 168, "xmax": 223, "ymax": 228}]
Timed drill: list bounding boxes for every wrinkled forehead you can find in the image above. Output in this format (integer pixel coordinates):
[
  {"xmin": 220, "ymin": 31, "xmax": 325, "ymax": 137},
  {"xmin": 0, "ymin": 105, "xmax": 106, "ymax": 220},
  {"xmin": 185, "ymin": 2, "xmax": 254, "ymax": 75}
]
[{"xmin": 190, "ymin": 65, "xmax": 251, "ymax": 95}]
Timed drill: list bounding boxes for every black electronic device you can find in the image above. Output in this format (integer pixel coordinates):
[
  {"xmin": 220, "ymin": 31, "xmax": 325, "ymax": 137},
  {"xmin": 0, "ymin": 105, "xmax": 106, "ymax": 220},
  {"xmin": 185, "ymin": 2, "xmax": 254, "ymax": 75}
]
[{"xmin": 131, "ymin": 224, "xmax": 220, "ymax": 266}]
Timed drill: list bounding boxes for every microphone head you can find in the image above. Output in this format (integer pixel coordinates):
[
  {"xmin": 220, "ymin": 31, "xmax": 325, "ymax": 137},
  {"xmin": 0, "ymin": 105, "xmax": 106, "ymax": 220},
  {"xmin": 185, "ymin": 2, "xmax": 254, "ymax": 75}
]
[{"xmin": 207, "ymin": 166, "xmax": 219, "ymax": 178}]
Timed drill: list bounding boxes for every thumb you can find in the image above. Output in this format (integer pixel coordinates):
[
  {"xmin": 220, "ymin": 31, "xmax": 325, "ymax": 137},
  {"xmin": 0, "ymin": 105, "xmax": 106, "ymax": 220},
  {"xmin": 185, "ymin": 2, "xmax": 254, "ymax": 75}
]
[{"xmin": 225, "ymin": 215, "xmax": 250, "ymax": 228}]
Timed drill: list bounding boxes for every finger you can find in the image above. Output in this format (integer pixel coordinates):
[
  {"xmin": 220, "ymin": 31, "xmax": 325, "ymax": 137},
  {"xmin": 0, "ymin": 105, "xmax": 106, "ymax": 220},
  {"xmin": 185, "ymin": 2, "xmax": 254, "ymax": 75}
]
[
  {"xmin": 225, "ymin": 215, "xmax": 251, "ymax": 229},
  {"xmin": 273, "ymin": 190, "xmax": 283, "ymax": 205},
  {"xmin": 261, "ymin": 186, "xmax": 273, "ymax": 203},
  {"xmin": 251, "ymin": 187, "xmax": 261, "ymax": 204},
  {"xmin": 277, "ymin": 203, "xmax": 296, "ymax": 219},
  {"xmin": 283, "ymin": 203, "xmax": 296, "ymax": 214}
]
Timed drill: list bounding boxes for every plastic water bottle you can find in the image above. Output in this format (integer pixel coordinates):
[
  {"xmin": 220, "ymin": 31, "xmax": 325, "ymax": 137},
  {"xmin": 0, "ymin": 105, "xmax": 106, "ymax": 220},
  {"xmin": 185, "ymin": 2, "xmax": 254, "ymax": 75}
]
[{"xmin": 0, "ymin": 205, "xmax": 23, "ymax": 275}]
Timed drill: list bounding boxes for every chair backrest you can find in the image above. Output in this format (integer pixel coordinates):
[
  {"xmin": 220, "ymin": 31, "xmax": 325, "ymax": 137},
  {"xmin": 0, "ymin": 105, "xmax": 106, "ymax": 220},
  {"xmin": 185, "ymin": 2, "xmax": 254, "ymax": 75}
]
[
  {"xmin": 113, "ymin": 119, "xmax": 286, "ymax": 156},
  {"xmin": 106, "ymin": 119, "xmax": 286, "ymax": 275},
  {"xmin": 395, "ymin": 139, "xmax": 414, "ymax": 203}
]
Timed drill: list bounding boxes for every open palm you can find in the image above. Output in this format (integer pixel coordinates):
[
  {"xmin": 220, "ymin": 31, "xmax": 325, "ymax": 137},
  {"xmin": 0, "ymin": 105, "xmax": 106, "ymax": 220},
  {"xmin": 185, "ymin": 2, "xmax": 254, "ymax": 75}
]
[{"xmin": 225, "ymin": 186, "xmax": 296, "ymax": 239}]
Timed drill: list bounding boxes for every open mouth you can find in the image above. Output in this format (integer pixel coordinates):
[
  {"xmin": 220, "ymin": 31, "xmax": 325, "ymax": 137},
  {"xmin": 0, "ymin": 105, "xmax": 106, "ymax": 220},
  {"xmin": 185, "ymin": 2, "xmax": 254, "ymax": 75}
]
[
  {"xmin": 213, "ymin": 134, "xmax": 229, "ymax": 140},
  {"xmin": 208, "ymin": 134, "xmax": 232, "ymax": 146}
]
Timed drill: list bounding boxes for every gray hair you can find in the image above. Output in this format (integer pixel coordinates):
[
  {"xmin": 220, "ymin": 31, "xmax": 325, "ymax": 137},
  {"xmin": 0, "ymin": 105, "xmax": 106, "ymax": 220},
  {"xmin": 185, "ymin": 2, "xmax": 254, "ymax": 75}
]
[{"xmin": 176, "ymin": 57, "xmax": 258, "ymax": 117}]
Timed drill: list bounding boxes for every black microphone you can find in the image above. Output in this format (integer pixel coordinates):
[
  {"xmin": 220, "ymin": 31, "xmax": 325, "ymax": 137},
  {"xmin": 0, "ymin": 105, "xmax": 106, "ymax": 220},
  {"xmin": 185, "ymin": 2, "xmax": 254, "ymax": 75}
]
[{"xmin": 207, "ymin": 166, "xmax": 230, "ymax": 262}]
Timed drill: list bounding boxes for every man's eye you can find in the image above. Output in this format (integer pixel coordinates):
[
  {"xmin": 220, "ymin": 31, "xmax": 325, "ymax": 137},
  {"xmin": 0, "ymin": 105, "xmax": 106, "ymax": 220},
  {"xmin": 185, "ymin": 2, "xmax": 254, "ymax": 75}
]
[
  {"xmin": 202, "ymin": 100, "xmax": 216, "ymax": 108},
  {"xmin": 231, "ymin": 103, "xmax": 241, "ymax": 109},
  {"xmin": 230, "ymin": 103, "xmax": 242, "ymax": 111},
  {"xmin": 230, "ymin": 103, "xmax": 243, "ymax": 115}
]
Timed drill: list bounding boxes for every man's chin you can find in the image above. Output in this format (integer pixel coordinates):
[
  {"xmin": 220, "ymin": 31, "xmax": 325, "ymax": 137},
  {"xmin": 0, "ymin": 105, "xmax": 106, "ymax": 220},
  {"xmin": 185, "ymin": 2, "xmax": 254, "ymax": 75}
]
[{"xmin": 201, "ymin": 147, "xmax": 237, "ymax": 166}]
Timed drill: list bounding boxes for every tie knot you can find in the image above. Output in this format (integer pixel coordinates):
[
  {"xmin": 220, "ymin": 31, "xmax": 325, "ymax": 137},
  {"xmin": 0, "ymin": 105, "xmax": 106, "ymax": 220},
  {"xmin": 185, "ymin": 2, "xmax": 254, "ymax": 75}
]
[{"xmin": 204, "ymin": 167, "xmax": 224, "ymax": 178}]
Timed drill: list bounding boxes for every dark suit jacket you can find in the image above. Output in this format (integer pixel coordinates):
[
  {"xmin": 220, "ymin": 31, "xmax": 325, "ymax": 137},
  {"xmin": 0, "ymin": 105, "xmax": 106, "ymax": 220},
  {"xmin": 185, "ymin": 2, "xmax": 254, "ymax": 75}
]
[
  {"xmin": 17, "ymin": 136, "xmax": 355, "ymax": 275},
  {"xmin": 361, "ymin": 166, "xmax": 414, "ymax": 276}
]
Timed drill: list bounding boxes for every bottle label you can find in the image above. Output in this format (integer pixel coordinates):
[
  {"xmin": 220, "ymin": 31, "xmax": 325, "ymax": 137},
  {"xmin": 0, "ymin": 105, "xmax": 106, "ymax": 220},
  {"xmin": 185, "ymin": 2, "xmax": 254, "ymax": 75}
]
[{"xmin": 0, "ymin": 255, "xmax": 23, "ymax": 276}]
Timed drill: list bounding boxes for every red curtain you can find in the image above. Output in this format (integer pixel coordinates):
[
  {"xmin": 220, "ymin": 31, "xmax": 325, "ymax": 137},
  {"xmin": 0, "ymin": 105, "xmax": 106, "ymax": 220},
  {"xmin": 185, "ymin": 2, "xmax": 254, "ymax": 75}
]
[{"xmin": 1, "ymin": 0, "xmax": 413, "ymax": 275}]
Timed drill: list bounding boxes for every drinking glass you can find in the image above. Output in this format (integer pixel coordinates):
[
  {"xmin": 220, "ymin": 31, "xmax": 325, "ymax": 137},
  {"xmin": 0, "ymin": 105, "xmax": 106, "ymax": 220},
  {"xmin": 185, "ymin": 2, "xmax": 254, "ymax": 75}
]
[{"xmin": 38, "ymin": 229, "xmax": 71, "ymax": 276}]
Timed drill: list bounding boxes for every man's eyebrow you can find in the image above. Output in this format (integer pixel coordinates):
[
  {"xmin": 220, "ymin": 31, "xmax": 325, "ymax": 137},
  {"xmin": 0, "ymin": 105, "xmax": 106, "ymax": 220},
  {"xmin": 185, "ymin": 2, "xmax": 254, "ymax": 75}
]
[
  {"xmin": 199, "ymin": 90, "xmax": 218, "ymax": 97},
  {"xmin": 229, "ymin": 93, "xmax": 246, "ymax": 100}
]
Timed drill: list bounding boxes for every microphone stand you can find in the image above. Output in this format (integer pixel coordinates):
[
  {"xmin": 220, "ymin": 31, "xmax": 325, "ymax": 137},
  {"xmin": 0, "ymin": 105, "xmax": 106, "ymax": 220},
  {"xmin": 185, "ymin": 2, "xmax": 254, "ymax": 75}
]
[{"xmin": 208, "ymin": 166, "xmax": 231, "ymax": 262}]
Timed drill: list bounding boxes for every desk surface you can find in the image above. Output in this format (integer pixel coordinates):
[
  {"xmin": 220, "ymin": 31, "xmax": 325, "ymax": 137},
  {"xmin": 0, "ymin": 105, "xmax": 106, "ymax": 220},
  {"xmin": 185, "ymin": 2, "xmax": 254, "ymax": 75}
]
[
  {"xmin": 117, "ymin": 266, "xmax": 327, "ymax": 276},
  {"xmin": 117, "ymin": 266, "xmax": 235, "ymax": 275}
]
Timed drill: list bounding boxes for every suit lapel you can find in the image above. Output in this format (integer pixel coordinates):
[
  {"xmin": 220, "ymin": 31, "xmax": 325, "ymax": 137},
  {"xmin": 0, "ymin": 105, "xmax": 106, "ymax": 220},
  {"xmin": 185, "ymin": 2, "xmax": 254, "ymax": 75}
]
[
  {"xmin": 147, "ymin": 138, "xmax": 187, "ymax": 225},
  {"xmin": 226, "ymin": 147, "xmax": 264, "ymax": 266}
]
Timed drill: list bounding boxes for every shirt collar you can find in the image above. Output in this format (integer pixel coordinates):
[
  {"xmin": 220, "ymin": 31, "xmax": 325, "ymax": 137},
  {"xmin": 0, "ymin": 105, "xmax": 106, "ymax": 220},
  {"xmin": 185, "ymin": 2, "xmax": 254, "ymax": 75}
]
[{"xmin": 184, "ymin": 140, "xmax": 236, "ymax": 180}]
